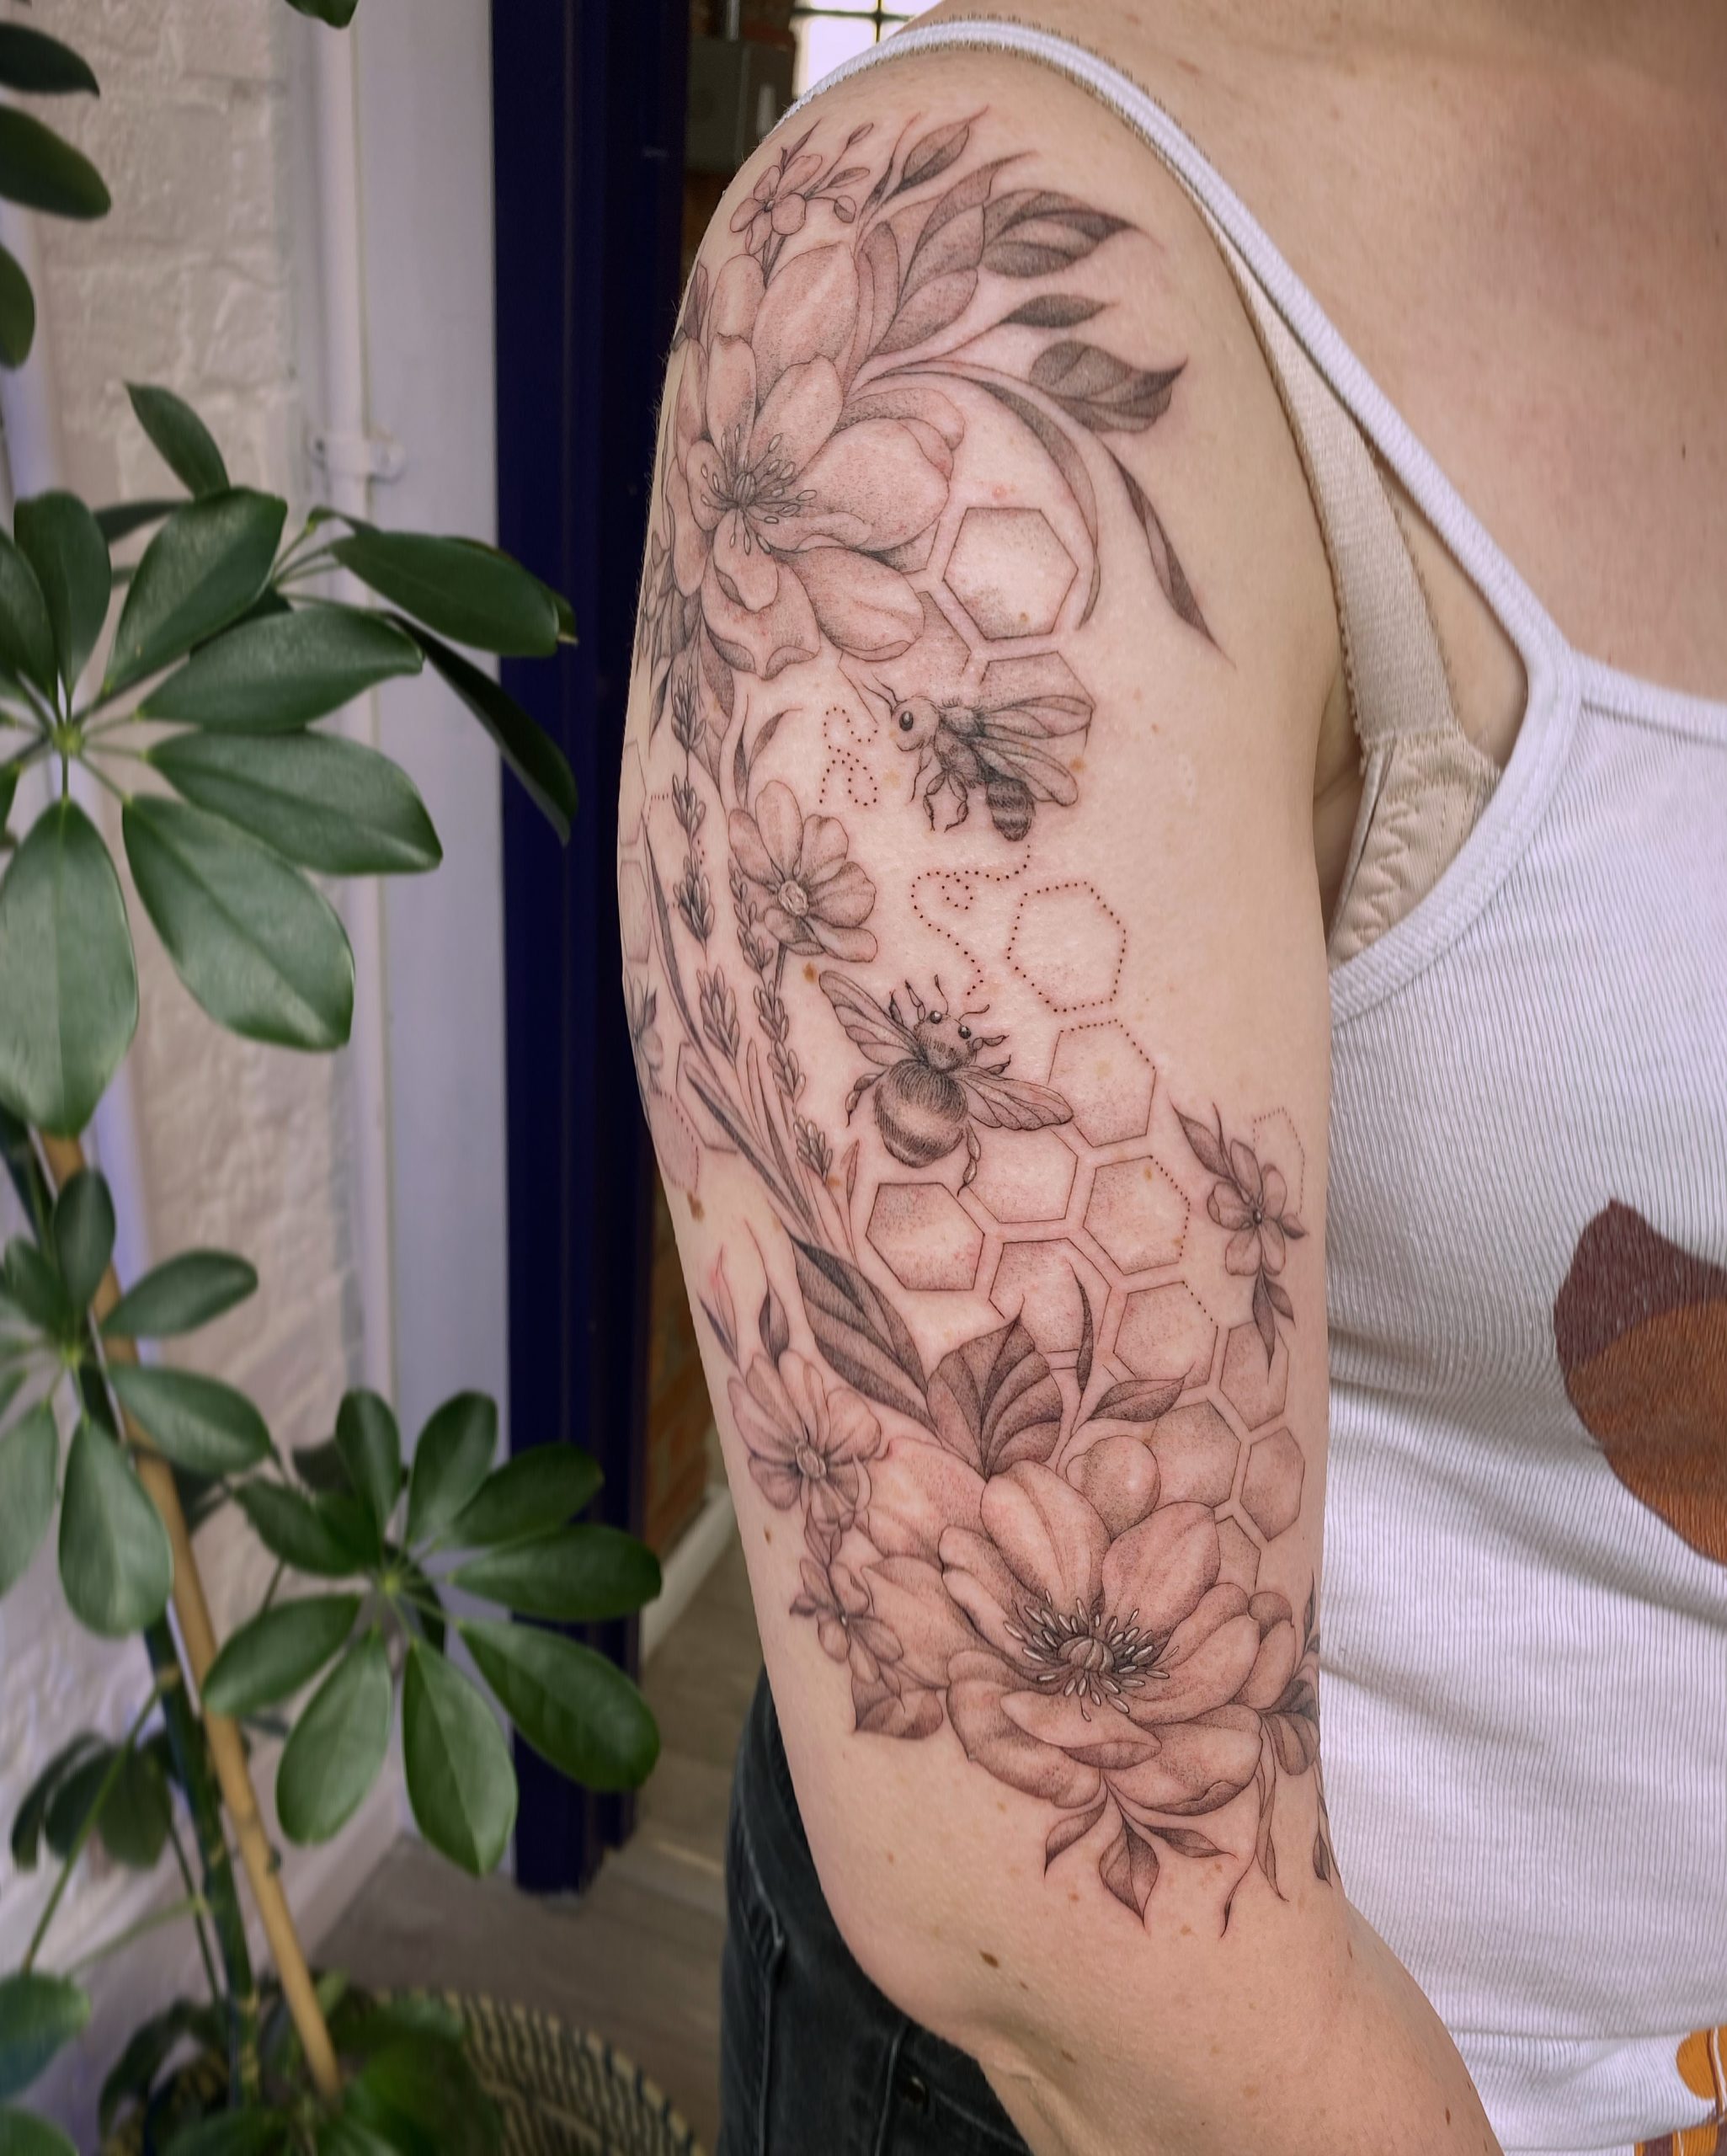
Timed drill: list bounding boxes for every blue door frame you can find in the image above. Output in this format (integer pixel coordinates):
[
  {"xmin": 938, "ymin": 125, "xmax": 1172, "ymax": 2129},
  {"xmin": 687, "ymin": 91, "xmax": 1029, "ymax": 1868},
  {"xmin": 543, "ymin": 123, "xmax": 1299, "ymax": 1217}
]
[{"xmin": 491, "ymin": 0, "xmax": 690, "ymax": 1895}]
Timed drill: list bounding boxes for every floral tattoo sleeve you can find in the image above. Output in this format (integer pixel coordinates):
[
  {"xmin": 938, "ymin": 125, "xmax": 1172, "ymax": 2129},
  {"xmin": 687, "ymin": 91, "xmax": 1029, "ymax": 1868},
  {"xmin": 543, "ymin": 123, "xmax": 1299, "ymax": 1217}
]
[{"xmin": 622, "ymin": 108, "xmax": 1335, "ymax": 1929}]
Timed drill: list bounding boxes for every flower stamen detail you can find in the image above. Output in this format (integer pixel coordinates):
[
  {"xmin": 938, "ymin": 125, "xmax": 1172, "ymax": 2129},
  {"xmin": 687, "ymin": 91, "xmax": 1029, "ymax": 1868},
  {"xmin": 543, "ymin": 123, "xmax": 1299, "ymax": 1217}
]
[{"xmin": 1007, "ymin": 1595, "xmax": 1168, "ymax": 1716}]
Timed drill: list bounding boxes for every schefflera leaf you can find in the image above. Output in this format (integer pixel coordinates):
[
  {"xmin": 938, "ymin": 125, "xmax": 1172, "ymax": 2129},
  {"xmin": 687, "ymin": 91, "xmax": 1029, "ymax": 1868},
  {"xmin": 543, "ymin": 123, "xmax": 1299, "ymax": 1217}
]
[
  {"xmin": 0, "ymin": 527, "xmax": 55, "ymax": 693},
  {"xmin": 125, "ymin": 383, "xmax": 228, "ymax": 499},
  {"xmin": 276, "ymin": 1630, "xmax": 391, "ymax": 1844},
  {"xmin": 49, "ymin": 1167, "xmax": 115, "ymax": 1312},
  {"xmin": 403, "ymin": 1392, "xmax": 496, "ymax": 1547},
  {"xmin": 445, "ymin": 1444, "xmax": 601, "ymax": 1549},
  {"xmin": 334, "ymin": 1390, "xmax": 401, "ymax": 1537},
  {"xmin": 461, "ymin": 1619, "xmax": 658, "ymax": 1792},
  {"xmin": 148, "ymin": 731, "xmax": 442, "ymax": 877},
  {"xmin": 106, "ymin": 489, "xmax": 287, "ymax": 695},
  {"xmin": 401, "ymin": 622, "xmax": 575, "ymax": 844},
  {"xmin": 121, "ymin": 796, "xmax": 354, "ymax": 1050},
  {"xmin": 451, "ymin": 1524, "xmax": 659, "ymax": 1624},
  {"xmin": 401, "ymin": 1641, "xmax": 516, "ymax": 1876},
  {"xmin": 102, "ymin": 1250, "xmax": 258, "ymax": 1341},
  {"xmin": 0, "ymin": 107, "xmax": 109, "ymax": 223},
  {"xmin": 13, "ymin": 491, "xmax": 109, "ymax": 693},
  {"xmin": 0, "ymin": 242, "xmax": 35, "ymax": 368},
  {"xmin": 201, "ymin": 1594, "xmax": 360, "ymax": 1718},
  {"xmin": 0, "ymin": 1404, "xmax": 58, "ymax": 1601},
  {"xmin": 0, "ymin": 802, "xmax": 138, "ymax": 1137},
  {"xmin": 108, "ymin": 1364, "xmax": 270, "ymax": 1476},
  {"xmin": 234, "ymin": 1480, "xmax": 376, "ymax": 1579},
  {"xmin": 0, "ymin": 2110, "xmax": 78, "ymax": 2155},
  {"xmin": 58, "ymin": 1420, "xmax": 173, "ymax": 1637},
  {"xmin": 139, "ymin": 605, "xmax": 423, "ymax": 732},
  {"xmin": 0, "ymin": 1969, "xmax": 90, "ymax": 2104},
  {"xmin": 329, "ymin": 528, "xmax": 558, "ymax": 656}
]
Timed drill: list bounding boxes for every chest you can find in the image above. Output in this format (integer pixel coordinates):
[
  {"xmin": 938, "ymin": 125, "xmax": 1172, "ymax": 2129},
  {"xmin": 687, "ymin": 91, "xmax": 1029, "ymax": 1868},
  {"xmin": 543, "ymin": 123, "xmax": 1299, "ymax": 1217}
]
[
  {"xmin": 1327, "ymin": 704, "xmax": 1727, "ymax": 1396},
  {"xmin": 1168, "ymin": 38, "xmax": 1727, "ymax": 702}
]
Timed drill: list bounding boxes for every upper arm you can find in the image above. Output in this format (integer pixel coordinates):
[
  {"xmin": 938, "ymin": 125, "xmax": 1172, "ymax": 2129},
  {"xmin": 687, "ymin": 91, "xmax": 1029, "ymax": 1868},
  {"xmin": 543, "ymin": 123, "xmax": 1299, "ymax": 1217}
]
[{"xmin": 620, "ymin": 51, "xmax": 1481, "ymax": 2156}]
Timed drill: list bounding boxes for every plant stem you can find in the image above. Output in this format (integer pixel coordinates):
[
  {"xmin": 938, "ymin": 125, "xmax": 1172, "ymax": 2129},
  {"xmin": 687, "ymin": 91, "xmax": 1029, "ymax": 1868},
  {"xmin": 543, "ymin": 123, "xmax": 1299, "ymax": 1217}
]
[
  {"xmin": 142, "ymin": 1621, "xmax": 263, "ymax": 2103},
  {"xmin": 24, "ymin": 1684, "xmax": 165, "ymax": 1972},
  {"xmin": 0, "ymin": 1109, "xmax": 267, "ymax": 2095},
  {"xmin": 274, "ymin": 550, "xmax": 339, "ymax": 589},
  {"xmin": 166, "ymin": 1812, "xmax": 223, "ymax": 2005},
  {"xmin": 37, "ymin": 1129, "xmax": 344, "ymax": 2105},
  {"xmin": 77, "ymin": 708, "xmax": 141, "ymax": 739},
  {"xmin": 386, "ymin": 1582, "xmax": 447, "ymax": 1623},
  {"xmin": 63, "ymin": 1895, "xmax": 208, "ymax": 1980}
]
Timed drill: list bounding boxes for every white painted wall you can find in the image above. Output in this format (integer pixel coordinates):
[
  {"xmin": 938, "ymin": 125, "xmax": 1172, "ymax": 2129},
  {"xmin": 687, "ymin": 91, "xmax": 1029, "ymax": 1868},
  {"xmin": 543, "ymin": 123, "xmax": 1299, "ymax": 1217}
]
[
  {"xmin": 344, "ymin": 0, "xmax": 512, "ymax": 1449},
  {"xmin": 0, "ymin": 0, "xmax": 510, "ymax": 2137}
]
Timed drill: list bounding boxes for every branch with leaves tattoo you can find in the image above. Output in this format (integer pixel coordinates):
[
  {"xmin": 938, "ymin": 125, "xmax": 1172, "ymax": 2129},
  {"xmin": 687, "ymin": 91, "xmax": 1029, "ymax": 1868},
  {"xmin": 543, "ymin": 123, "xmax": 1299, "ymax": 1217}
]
[
  {"xmin": 1177, "ymin": 1106, "xmax": 1309, "ymax": 1362},
  {"xmin": 635, "ymin": 106, "xmax": 1212, "ymax": 760}
]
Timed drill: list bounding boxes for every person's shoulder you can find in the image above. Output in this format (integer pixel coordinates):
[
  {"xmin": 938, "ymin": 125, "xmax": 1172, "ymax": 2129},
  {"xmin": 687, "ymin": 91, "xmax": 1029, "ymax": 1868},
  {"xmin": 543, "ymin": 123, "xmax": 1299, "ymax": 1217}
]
[{"xmin": 680, "ymin": 39, "xmax": 1337, "ymax": 747}]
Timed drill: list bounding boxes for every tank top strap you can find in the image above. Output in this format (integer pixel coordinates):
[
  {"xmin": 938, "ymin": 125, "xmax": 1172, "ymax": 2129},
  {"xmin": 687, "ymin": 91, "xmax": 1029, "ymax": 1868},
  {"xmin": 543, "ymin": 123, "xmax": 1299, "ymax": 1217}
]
[
  {"xmin": 1211, "ymin": 231, "xmax": 1458, "ymax": 752},
  {"xmin": 781, "ymin": 16, "xmax": 1565, "ymax": 743}
]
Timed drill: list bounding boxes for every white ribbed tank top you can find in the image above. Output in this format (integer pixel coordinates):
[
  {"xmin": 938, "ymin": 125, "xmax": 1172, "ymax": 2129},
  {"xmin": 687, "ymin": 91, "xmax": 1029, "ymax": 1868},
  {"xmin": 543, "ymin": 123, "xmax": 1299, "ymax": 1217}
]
[{"xmin": 793, "ymin": 23, "xmax": 1727, "ymax": 2156}]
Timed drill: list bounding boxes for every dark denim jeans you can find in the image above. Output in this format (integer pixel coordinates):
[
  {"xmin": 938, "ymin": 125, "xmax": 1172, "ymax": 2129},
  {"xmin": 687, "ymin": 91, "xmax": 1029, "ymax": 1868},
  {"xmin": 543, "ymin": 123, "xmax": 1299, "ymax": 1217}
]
[{"xmin": 719, "ymin": 1669, "xmax": 1033, "ymax": 2156}]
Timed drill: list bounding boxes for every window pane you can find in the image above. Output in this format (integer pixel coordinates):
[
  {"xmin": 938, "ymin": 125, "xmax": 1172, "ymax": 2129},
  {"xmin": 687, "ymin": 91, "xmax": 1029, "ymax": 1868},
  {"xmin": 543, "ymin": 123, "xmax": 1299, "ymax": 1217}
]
[{"xmin": 793, "ymin": 14, "xmax": 878, "ymax": 95}]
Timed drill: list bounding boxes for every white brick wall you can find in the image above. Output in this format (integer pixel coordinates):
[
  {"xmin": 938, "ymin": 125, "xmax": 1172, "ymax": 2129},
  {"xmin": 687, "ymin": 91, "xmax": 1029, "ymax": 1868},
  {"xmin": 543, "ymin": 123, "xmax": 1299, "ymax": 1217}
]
[
  {"xmin": 30, "ymin": 0, "xmax": 301, "ymax": 502},
  {"xmin": 21, "ymin": 0, "xmax": 364, "ymax": 1523},
  {"xmin": 0, "ymin": 2, "xmax": 377, "ymax": 2125}
]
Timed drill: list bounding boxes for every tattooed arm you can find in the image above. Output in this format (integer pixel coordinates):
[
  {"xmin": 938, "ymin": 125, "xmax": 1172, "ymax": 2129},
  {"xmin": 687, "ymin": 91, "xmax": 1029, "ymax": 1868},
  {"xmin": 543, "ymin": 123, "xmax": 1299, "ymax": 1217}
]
[{"xmin": 621, "ymin": 54, "xmax": 1498, "ymax": 2156}]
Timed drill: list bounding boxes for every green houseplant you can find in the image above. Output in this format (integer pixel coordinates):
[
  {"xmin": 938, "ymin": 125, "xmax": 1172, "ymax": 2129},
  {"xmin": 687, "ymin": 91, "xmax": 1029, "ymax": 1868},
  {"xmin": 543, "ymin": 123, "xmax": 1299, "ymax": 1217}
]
[{"xmin": 0, "ymin": 9, "xmax": 669, "ymax": 2152}]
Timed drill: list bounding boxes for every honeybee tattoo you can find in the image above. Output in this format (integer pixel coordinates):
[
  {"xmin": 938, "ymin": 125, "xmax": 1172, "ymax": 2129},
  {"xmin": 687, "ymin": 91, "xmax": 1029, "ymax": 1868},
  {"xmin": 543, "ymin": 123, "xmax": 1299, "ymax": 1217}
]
[
  {"xmin": 854, "ymin": 671, "xmax": 1094, "ymax": 841},
  {"xmin": 821, "ymin": 971, "xmax": 1073, "ymax": 1183}
]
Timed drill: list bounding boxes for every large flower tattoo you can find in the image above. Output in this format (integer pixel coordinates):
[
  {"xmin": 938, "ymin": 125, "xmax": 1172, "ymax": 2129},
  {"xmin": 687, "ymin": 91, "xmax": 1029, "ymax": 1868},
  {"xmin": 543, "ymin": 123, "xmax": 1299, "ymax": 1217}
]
[
  {"xmin": 894, "ymin": 1440, "xmax": 1296, "ymax": 1822},
  {"xmin": 664, "ymin": 247, "xmax": 959, "ymax": 679},
  {"xmin": 728, "ymin": 1348, "xmax": 882, "ymax": 1528},
  {"xmin": 729, "ymin": 779, "xmax": 878, "ymax": 962}
]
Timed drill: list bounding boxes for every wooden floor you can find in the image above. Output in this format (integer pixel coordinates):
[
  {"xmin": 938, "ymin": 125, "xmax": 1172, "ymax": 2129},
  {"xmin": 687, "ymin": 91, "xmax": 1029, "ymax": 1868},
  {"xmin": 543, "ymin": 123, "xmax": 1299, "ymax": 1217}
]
[{"xmin": 320, "ymin": 1531, "xmax": 760, "ymax": 2153}]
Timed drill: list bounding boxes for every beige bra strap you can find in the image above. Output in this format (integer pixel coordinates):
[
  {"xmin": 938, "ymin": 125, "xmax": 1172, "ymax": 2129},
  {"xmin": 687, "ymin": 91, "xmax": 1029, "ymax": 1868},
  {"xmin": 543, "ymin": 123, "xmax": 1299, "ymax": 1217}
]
[
  {"xmin": 1195, "ymin": 223, "xmax": 1506, "ymax": 963},
  {"xmin": 1203, "ymin": 222, "xmax": 1459, "ymax": 752}
]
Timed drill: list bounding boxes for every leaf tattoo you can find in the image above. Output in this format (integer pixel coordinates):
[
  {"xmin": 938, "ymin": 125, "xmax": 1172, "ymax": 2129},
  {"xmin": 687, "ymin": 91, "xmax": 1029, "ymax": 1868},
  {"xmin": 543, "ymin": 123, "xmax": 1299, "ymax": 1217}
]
[
  {"xmin": 1091, "ymin": 1374, "xmax": 1185, "ymax": 1424},
  {"xmin": 1027, "ymin": 343, "xmax": 1184, "ymax": 432},
  {"xmin": 980, "ymin": 189, "xmax": 1130, "ymax": 277},
  {"xmin": 997, "ymin": 293, "xmax": 1108, "ymax": 330},
  {"xmin": 927, "ymin": 1316, "xmax": 1063, "ymax": 1476},
  {"xmin": 1099, "ymin": 1814, "xmax": 1161, "ymax": 1916},
  {"xmin": 790, "ymin": 1238, "xmax": 932, "ymax": 1431},
  {"xmin": 893, "ymin": 114, "xmax": 978, "ymax": 195}
]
